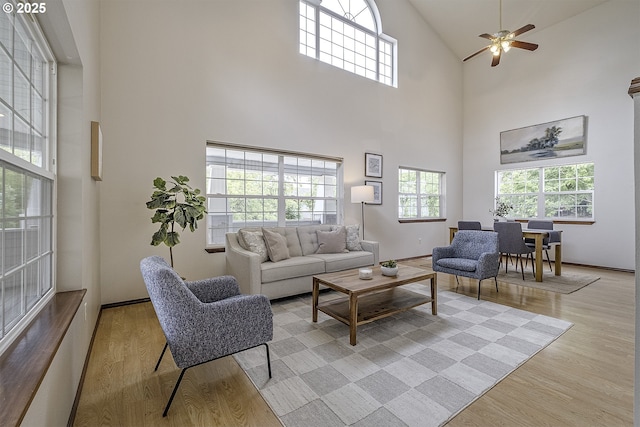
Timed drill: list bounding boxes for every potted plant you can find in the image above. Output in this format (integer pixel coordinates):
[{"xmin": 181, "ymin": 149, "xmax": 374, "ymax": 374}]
[
  {"xmin": 146, "ymin": 175, "xmax": 207, "ymax": 268},
  {"xmin": 380, "ymin": 259, "xmax": 399, "ymax": 276},
  {"xmin": 489, "ymin": 197, "xmax": 513, "ymax": 221}
]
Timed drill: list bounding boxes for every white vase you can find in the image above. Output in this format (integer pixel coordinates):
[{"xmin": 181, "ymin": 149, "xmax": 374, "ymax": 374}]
[{"xmin": 381, "ymin": 266, "xmax": 399, "ymax": 276}]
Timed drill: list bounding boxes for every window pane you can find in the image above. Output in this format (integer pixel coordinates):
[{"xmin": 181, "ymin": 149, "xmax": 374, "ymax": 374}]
[
  {"xmin": 25, "ymin": 262, "xmax": 38, "ymax": 310},
  {"xmin": 0, "ymin": 48, "xmax": 12, "ymax": 105},
  {"xmin": 206, "ymin": 144, "xmax": 342, "ymax": 245},
  {"xmin": 399, "ymin": 167, "xmax": 444, "ymax": 219},
  {"xmin": 0, "ymin": 103, "xmax": 11, "ymax": 154},
  {"xmin": 0, "ymin": 9, "xmax": 12, "ymax": 52},
  {"xmin": 0, "ymin": 11, "xmax": 54, "ymax": 348},
  {"xmin": 4, "ymin": 273, "xmax": 23, "ymax": 330},
  {"xmin": 299, "ymin": 1, "xmax": 394, "ymax": 86},
  {"xmin": 499, "ymin": 162, "xmax": 594, "ymax": 220}
]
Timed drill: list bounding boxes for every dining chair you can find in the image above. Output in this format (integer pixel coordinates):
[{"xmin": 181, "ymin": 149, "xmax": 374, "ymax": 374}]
[
  {"xmin": 493, "ymin": 221, "xmax": 535, "ymax": 280},
  {"xmin": 457, "ymin": 221, "xmax": 482, "ymax": 230},
  {"xmin": 524, "ymin": 220, "xmax": 555, "ymax": 271}
]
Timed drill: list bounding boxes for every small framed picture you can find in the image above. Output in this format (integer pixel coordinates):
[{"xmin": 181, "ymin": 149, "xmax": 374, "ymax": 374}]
[
  {"xmin": 364, "ymin": 180, "xmax": 382, "ymax": 205},
  {"xmin": 365, "ymin": 152, "xmax": 382, "ymax": 178}
]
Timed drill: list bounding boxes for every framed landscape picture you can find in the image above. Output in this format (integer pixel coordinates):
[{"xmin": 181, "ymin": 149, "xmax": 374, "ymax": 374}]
[
  {"xmin": 364, "ymin": 180, "xmax": 382, "ymax": 205},
  {"xmin": 365, "ymin": 153, "xmax": 382, "ymax": 178},
  {"xmin": 500, "ymin": 115, "xmax": 587, "ymax": 164}
]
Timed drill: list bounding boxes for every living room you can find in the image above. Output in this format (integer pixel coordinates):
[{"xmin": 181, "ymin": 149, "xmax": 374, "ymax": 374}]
[{"xmin": 3, "ymin": 0, "xmax": 639, "ymax": 425}]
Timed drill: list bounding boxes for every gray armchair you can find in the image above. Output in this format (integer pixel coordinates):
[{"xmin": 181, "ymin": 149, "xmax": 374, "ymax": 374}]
[
  {"xmin": 140, "ymin": 256, "xmax": 273, "ymax": 416},
  {"xmin": 432, "ymin": 230, "xmax": 500, "ymax": 300}
]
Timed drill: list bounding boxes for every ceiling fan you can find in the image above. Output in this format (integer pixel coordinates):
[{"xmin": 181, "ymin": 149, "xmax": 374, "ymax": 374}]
[{"xmin": 463, "ymin": 0, "xmax": 538, "ymax": 67}]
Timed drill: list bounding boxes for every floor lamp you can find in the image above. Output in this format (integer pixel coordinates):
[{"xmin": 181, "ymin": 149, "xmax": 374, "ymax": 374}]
[{"xmin": 351, "ymin": 185, "xmax": 375, "ymax": 240}]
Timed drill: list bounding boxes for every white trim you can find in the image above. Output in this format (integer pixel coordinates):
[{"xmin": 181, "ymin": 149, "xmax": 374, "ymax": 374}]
[
  {"xmin": 0, "ymin": 149, "xmax": 54, "ymax": 180},
  {"xmin": 365, "ymin": 0, "xmax": 383, "ymax": 35}
]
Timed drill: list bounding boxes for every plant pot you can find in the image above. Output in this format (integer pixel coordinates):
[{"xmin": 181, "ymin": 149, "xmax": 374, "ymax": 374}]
[{"xmin": 381, "ymin": 266, "xmax": 399, "ymax": 276}]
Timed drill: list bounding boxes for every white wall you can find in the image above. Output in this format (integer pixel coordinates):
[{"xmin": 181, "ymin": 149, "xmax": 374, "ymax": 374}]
[
  {"xmin": 99, "ymin": 0, "xmax": 463, "ymax": 304},
  {"xmin": 462, "ymin": 0, "xmax": 639, "ymax": 270}
]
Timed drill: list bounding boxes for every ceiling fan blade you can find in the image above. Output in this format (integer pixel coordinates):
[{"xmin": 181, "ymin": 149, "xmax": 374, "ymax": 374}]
[
  {"xmin": 510, "ymin": 40, "xmax": 538, "ymax": 51},
  {"xmin": 479, "ymin": 33, "xmax": 494, "ymax": 40},
  {"xmin": 463, "ymin": 45, "xmax": 491, "ymax": 62},
  {"xmin": 491, "ymin": 51, "xmax": 501, "ymax": 67},
  {"xmin": 510, "ymin": 24, "xmax": 535, "ymax": 37}
]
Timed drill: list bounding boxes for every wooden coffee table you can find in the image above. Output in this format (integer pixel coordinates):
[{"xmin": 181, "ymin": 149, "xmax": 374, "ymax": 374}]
[{"xmin": 312, "ymin": 265, "xmax": 437, "ymax": 345}]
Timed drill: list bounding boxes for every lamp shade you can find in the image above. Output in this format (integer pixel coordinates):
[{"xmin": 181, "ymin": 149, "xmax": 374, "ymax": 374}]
[{"xmin": 351, "ymin": 185, "xmax": 374, "ymax": 203}]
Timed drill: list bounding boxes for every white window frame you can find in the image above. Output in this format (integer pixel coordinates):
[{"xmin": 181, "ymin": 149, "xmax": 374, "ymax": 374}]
[
  {"xmin": 0, "ymin": 2, "xmax": 56, "ymax": 356},
  {"xmin": 398, "ymin": 167, "xmax": 446, "ymax": 220},
  {"xmin": 299, "ymin": 0, "xmax": 397, "ymax": 87},
  {"xmin": 495, "ymin": 162, "xmax": 595, "ymax": 221},
  {"xmin": 205, "ymin": 142, "xmax": 344, "ymax": 247}
]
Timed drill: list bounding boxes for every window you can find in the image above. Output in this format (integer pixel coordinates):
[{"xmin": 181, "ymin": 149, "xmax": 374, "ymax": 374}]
[
  {"xmin": 496, "ymin": 162, "xmax": 594, "ymax": 220},
  {"xmin": 299, "ymin": 0, "xmax": 396, "ymax": 87},
  {"xmin": 398, "ymin": 167, "xmax": 445, "ymax": 220},
  {"xmin": 206, "ymin": 143, "xmax": 343, "ymax": 246},
  {"xmin": 0, "ymin": 5, "xmax": 55, "ymax": 354}
]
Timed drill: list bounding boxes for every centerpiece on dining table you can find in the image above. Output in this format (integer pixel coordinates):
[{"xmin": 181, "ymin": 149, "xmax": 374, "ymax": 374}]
[{"xmin": 489, "ymin": 197, "xmax": 513, "ymax": 221}]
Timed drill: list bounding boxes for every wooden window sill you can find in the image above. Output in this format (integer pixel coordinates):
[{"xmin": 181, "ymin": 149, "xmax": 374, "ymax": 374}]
[{"xmin": 0, "ymin": 289, "xmax": 86, "ymax": 427}]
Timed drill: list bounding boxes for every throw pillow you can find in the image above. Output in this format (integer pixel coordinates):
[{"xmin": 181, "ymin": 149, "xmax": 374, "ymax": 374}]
[
  {"xmin": 238, "ymin": 230, "xmax": 269, "ymax": 263},
  {"xmin": 345, "ymin": 224, "xmax": 363, "ymax": 251},
  {"xmin": 262, "ymin": 228, "xmax": 291, "ymax": 262},
  {"xmin": 316, "ymin": 227, "xmax": 348, "ymax": 254}
]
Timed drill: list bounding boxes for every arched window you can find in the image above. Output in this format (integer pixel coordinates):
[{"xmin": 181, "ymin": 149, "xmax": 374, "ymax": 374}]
[{"xmin": 299, "ymin": 0, "xmax": 396, "ymax": 87}]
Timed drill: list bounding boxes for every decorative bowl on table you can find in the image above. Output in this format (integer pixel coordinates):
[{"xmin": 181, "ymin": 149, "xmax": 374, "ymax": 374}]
[{"xmin": 380, "ymin": 260, "xmax": 398, "ymax": 276}]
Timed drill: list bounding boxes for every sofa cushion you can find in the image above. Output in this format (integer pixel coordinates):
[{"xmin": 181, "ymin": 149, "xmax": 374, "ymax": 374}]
[
  {"xmin": 237, "ymin": 227, "xmax": 260, "ymax": 250},
  {"xmin": 308, "ymin": 251, "xmax": 374, "ymax": 273},
  {"xmin": 262, "ymin": 228, "xmax": 291, "ymax": 262},
  {"xmin": 345, "ymin": 224, "xmax": 363, "ymax": 251},
  {"xmin": 316, "ymin": 227, "xmax": 348, "ymax": 254},
  {"xmin": 238, "ymin": 229, "xmax": 269, "ymax": 263},
  {"xmin": 436, "ymin": 258, "xmax": 478, "ymax": 272},
  {"xmin": 264, "ymin": 227, "xmax": 304, "ymax": 257},
  {"xmin": 297, "ymin": 225, "xmax": 333, "ymax": 255},
  {"xmin": 261, "ymin": 256, "xmax": 326, "ymax": 284}
]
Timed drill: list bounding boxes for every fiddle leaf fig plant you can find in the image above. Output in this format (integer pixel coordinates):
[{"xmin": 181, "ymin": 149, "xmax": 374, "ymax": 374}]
[{"xmin": 146, "ymin": 175, "xmax": 207, "ymax": 268}]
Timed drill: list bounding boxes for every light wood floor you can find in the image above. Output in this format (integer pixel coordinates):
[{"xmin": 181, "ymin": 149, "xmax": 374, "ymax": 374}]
[{"xmin": 73, "ymin": 261, "xmax": 634, "ymax": 426}]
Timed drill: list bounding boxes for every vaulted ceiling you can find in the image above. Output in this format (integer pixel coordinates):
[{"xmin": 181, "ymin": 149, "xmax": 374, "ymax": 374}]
[{"xmin": 406, "ymin": 0, "xmax": 609, "ymax": 61}]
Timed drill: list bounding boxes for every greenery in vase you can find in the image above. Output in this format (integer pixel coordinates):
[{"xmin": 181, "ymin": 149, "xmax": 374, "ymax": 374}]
[
  {"xmin": 489, "ymin": 197, "xmax": 514, "ymax": 218},
  {"xmin": 146, "ymin": 175, "xmax": 207, "ymax": 268},
  {"xmin": 381, "ymin": 260, "xmax": 397, "ymax": 268}
]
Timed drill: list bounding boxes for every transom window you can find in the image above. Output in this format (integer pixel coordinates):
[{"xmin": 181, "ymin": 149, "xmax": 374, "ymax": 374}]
[
  {"xmin": 398, "ymin": 167, "xmax": 445, "ymax": 219},
  {"xmin": 299, "ymin": 0, "xmax": 396, "ymax": 87},
  {"xmin": 0, "ymin": 5, "xmax": 55, "ymax": 354},
  {"xmin": 496, "ymin": 162, "xmax": 594, "ymax": 220},
  {"xmin": 206, "ymin": 143, "xmax": 343, "ymax": 246}
]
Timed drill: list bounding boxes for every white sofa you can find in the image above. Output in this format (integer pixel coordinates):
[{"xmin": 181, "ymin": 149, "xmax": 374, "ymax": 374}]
[{"xmin": 225, "ymin": 225, "xmax": 379, "ymax": 299}]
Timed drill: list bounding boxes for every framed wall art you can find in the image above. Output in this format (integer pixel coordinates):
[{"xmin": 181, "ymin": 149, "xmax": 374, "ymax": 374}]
[
  {"xmin": 365, "ymin": 152, "xmax": 382, "ymax": 178},
  {"xmin": 500, "ymin": 115, "xmax": 587, "ymax": 164},
  {"xmin": 364, "ymin": 180, "xmax": 382, "ymax": 205}
]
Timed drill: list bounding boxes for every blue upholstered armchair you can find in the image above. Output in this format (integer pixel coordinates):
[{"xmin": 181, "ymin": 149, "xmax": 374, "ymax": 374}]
[
  {"xmin": 432, "ymin": 230, "xmax": 500, "ymax": 300},
  {"xmin": 140, "ymin": 256, "xmax": 273, "ymax": 416}
]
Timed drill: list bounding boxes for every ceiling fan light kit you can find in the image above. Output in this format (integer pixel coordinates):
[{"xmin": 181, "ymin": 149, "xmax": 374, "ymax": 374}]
[{"xmin": 463, "ymin": 0, "xmax": 538, "ymax": 67}]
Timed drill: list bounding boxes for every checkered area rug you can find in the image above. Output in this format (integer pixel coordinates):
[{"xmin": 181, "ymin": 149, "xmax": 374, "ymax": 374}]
[{"xmin": 234, "ymin": 284, "xmax": 572, "ymax": 427}]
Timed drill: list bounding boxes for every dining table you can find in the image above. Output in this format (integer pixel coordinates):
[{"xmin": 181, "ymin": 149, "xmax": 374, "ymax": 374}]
[{"xmin": 448, "ymin": 225, "xmax": 562, "ymax": 282}]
